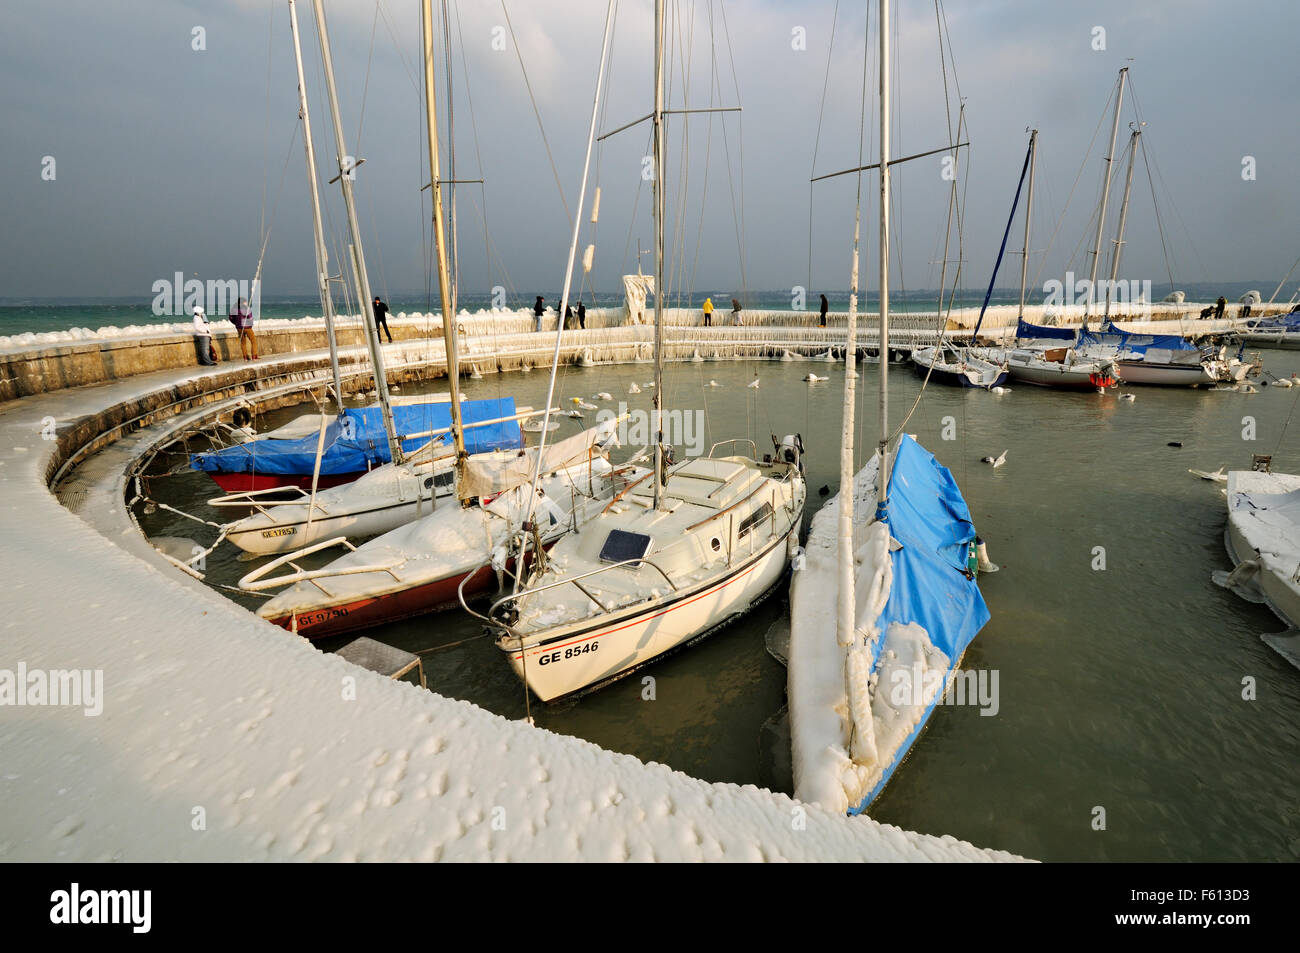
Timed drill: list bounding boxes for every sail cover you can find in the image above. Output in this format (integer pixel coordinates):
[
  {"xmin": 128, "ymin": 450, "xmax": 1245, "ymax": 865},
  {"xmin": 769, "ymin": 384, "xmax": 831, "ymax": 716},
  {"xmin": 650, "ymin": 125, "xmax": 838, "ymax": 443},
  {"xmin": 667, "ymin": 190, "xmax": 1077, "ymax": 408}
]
[
  {"xmin": 1015, "ymin": 318, "xmax": 1077, "ymax": 342},
  {"xmin": 1077, "ymin": 327, "xmax": 1196, "ymax": 353},
  {"xmin": 190, "ymin": 398, "xmax": 521, "ymax": 477}
]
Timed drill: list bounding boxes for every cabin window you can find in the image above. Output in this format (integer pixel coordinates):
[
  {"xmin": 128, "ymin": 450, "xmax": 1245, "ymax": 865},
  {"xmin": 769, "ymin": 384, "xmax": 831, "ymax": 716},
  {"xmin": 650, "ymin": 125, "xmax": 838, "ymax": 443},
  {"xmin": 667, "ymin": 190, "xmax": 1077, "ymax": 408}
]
[
  {"xmin": 599, "ymin": 529, "xmax": 654, "ymax": 567},
  {"xmin": 425, "ymin": 471, "xmax": 455, "ymax": 490},
  {"xmin": 737, "ymin": 501, "xmax": 774, "ymax": 539}
]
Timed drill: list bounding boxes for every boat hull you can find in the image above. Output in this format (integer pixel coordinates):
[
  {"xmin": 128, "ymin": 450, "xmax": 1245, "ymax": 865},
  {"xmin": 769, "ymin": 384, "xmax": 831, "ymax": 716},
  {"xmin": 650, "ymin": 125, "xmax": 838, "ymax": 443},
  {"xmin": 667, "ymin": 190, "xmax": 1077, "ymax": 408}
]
[
  {"xmin": 502, "ymin": 528, "xmax": 797, "ymax": 702},
  {"xmin": 263, "ymin": 562, "xmax": 500, "ymax": 640},
  {"xmin": 1005, "ymin": 361, "xmax": 1110, "ymax": 390},
  {"xmin": 910, "ymin": 358, "xmax": 1008, "ymax": 389},
  {"xmin": 1115, "ymin": 360, "xmax": 1211, "ymax": 386}
]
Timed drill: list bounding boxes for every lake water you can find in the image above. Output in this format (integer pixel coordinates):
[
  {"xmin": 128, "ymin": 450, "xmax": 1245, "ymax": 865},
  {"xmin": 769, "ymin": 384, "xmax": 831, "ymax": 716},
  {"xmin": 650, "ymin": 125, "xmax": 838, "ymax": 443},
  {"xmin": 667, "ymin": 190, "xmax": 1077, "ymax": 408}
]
[{"xmin": 136, "ymin": 348, "xmax": 1300, "ymax": 861}]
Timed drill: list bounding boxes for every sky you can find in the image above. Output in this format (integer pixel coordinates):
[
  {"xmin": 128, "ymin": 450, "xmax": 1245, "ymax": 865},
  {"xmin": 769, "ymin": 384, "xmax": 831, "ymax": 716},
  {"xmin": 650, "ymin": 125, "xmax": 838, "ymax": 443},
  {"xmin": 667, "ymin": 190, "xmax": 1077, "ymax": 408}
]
[{"xmin": 2, "ymin": 0, "xmax": 1297, "ymax": 306}]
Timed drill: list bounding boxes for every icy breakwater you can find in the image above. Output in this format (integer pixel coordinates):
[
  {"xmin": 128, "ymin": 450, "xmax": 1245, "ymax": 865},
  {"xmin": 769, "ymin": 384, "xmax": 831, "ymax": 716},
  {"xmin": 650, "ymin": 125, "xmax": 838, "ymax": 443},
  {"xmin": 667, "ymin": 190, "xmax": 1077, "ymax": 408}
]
[{"xmin": 0, "ymin": 303, "xmax": 1254, "ymax": 404}]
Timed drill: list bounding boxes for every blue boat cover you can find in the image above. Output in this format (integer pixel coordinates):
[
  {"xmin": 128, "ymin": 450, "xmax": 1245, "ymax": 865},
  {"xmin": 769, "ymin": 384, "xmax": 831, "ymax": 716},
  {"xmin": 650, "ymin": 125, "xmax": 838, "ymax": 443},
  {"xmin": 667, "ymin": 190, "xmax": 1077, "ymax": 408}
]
[
  {"xmin": 851, "ymin": 434, "xmax": 991, "ymax": 813},
  {"xmin": 1076, "ymin": 327, "xmax": 1196, "ymax": 353},
  {"xmin": 190, "ymin": 398, "xmax": 521, "ymax": 477},
  {"xmin": 1014, "ymin": 318, "xmax": 1077, "ymax": 342},
  {"xmin": 1246, "ymin": 311, "xmax": 1300, "ymax": 332}
]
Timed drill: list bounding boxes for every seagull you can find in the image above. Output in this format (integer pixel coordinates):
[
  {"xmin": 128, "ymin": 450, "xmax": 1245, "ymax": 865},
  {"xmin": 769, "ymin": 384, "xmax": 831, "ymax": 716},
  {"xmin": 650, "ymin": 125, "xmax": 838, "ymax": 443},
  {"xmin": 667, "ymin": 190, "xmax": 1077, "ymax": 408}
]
[
  {"xmin": 567, "ymin": 410, "xmax": 584, "ymax": 419},
  {"xmin": 748, "ymin": 379, "xmax": 760, "ymax": 389},
  {"xmin": 1189, "ymin": 466, "xmax": 1227, "ymax": 482},
  {"xmin": 990, "ymin": 386, "xmax": 1009, "ymax": 395},
  {"xmin": 707, "ymin": 380, "xmax": 722, "ymax": 387},
  {"xmin": 628, "ymin": 383, "xmax": 641, "ymax": 394},
  {"xmin": 571, "ymin": 397, "xmax": 598, "ymax": 411},
  {"xmin": 645, "ymin": 381, "xmax": 655, "ymax": 388},
  {"xmin": 803, "ymin": 373, "xmax": 828, "ymax": 382},
  {"xmin": 981, "ymin": 450, "xmax": 1008, "ymax": 468},
  {"xmin": 1119, "ymin": 393, "xmax": 1136, "ymax": 402},
  {"xmin": 595, "ymin": 392, "xmax": 613, "ymax": 401}
]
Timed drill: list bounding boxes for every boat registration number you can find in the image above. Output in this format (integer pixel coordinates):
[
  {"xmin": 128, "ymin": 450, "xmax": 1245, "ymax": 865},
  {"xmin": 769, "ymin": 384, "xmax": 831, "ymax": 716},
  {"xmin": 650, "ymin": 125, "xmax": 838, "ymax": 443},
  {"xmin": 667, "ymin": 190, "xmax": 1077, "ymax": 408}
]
[
  {"xmin": 262, "ymin": 527, "xmax": 297, "ymax": 539},
  {"xmin": 298, "ymin": 607, "xmax": 349, "ymax": 627},
  {"xmin": 537, "ymin": 641, "xmax": 599, "ymax": 665}
]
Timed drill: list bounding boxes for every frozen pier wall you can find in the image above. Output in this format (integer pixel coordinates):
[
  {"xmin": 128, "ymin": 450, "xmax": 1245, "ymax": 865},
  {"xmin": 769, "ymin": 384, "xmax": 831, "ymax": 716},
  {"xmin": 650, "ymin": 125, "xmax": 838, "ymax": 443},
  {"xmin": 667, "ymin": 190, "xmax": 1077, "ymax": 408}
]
[
  {"xmin": 0, "ymin": 355, "xmax": 1024, "ymax": 861},
  {"xmin": 0, "ymin": 303, "xmax": 1263, "ymax": 402}
]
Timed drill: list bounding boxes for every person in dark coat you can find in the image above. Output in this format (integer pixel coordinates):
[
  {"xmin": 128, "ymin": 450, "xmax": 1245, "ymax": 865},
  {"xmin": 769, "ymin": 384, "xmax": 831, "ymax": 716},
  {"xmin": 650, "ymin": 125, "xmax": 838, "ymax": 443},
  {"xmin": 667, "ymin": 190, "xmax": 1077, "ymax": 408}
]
[
  {"xmin": 819, "ymin": 294, "xmax": 829, "ymax": 327},
  {"xmin": 731, "ymin": 297, "xmax": 743, "ymax": 325},
  {"xmin": 564, "ymin": 303, "xmax": 574, "ymax": 328},
  {"xmin": 533, "ymin": 296, "xmax": 545, "ymax": 332},
  {"xmin": 577, "ymin": 301, "xmax": 586, "ymax": 329},
  {"xmin": 1214, "ymin": 296, "xmax": 1226, "ymax": 320},
  {"xmin": 372, "ymin": 297, "xmax": 393, "ymax": 343}
]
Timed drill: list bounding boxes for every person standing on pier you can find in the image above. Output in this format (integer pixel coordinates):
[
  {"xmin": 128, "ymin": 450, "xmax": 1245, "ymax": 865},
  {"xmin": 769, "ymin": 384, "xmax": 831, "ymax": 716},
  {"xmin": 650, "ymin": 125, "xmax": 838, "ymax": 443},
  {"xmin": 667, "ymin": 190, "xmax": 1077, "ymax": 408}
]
[
  {"xmin": 372, "ymin": 297, "xmax": 393, "ymax": 344},
  {"xmin": 819, "ymin": 294, "xmax": 829, "ymax": 327},
  {"xmin": 1214, "ymin": 296, "xmax": 1227, "ymax": 320},
  {"xmin": 702, "ymin": 296, "xmax": 714, "ymax": 327},
  {"xmin": 229, "ymin": 298, "xmax": 259, "ymax": 361},
  {"xmin": 193, "ymin": 306, "xmax": 218, "ymax": 366},
  {"xmin": 577, "ymin": 300, "xmax": 586, "ymax": 329},
  {"xmin": 534, "ymin": 295, "xmax": 545, "ymax": 332},
  {"xmin": 731, "ymin": 297, "xmax": 743, "ymax": 325}
]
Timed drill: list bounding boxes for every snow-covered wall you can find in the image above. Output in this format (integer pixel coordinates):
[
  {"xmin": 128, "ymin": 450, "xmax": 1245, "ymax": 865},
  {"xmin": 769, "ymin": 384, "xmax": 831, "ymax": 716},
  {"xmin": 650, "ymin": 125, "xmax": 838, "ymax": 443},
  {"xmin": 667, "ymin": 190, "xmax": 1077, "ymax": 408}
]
[{"xmin": 0, "ymin": 358, "xmax": 1025, "ymax": 861}]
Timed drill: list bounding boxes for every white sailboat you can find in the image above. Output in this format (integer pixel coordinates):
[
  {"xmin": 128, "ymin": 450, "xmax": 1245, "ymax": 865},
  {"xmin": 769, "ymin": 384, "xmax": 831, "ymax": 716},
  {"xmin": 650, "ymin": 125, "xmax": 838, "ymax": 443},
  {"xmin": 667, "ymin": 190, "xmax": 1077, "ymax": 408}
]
[
  {"xmin": 971, "ymin": 130, "xmax": 1118, "ymax": 390},
  {"xmin": 1214, "ymin": 465, "xmax": 1300, "ymax": 670},
  {"xmin": 216, "ymin": 0, "xmax": 546, "ymax": 555},
  {"xmin": 241, "ymin": 0, "xmax": 645, "ymax": 639},
  {"xmin": 467, "ymin": 0, "xmax": 807, "ymax": 703},
  {"xmin": 789, "ymin": 0, "xmax": 991, "ymax": 815}
]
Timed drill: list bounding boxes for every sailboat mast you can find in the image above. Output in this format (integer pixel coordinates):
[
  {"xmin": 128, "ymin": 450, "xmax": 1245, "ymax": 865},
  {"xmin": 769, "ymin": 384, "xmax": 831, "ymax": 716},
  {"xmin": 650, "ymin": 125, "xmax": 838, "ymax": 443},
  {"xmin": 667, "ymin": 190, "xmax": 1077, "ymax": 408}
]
[
  {"xmin": 1018, "ymin": 129, "xmax": 1038, "ymax": 319},
  {"xmin": 287, "ymin": 0, "xmax": 345, "ymax": 414},
  {"xmin": 1087, "ymin": 66, "xmax": 1127, "ymax": 318},
  {"xmin": 311, "ymin": 0, "xmax": 403, "ymax": 464},
  {"xmin": 652, "ymin": 0, "xmax": 666, "ymax": 511},
  {"xmin": 875, "ymin": 0, "xmax": 891, "ymax": 513},
  {"xmin": 1104, "ymin": 128, "xmax": 1140, "ymax": 320},
  {"xmin": 422, "ymin": 0, "xmax": 467, "ymax": 480}
]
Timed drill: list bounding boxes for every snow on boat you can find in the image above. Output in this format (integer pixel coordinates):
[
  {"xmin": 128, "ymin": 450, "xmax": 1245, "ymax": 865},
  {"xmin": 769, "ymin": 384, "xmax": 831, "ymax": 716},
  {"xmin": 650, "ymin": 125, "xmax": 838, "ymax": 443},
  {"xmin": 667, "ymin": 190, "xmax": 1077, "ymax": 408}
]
[
  {"xmin": 190, "ymin": 398, "xmax": 523, "ymax": 491},
  {"xmin": 243, "ymin": 426, "xmax": 638, "ymax": 640},
  {"xmin": 1214, "ymin": 468, "xmax": 1300, "ymax": 668},
  {"xmin": 475, "ymin": 445, "xmax": 806, "ymax": 702},
  {"xmin": 788, "ymin": 435, "xmax": 991, "ymax": 813},
  {"xmin": 911, "ymin": 346, "xmax": 1008, "ymax": 389},
  {"xmin": 1075, "ymin": 328, "xmax": 1214, "ymax": 387}
]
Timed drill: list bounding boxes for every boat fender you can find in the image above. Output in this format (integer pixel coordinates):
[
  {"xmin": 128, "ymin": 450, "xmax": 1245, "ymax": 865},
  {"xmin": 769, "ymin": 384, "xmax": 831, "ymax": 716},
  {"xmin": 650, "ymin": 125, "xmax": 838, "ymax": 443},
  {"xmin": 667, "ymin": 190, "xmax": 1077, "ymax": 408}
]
[{"xmin": 976, "ymin": 536, "xmax": 999, "ymax": 574}]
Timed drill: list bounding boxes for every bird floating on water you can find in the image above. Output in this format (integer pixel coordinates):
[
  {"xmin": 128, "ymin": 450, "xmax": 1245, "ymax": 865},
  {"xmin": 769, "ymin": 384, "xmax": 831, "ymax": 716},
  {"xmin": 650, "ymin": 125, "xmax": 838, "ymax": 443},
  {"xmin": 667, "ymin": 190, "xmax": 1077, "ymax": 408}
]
[
  {"xmin": 981, "ymin": 450, "xmax": 1008, "ymax": 468},
  {"xmin": 707, "ymin": 380, "xmax": 721, "ymax": 387},
  {"xmin": 1119, "ymin": 393, "xmax": 1136, "ymax": 402},
  {"xmin": 803, "ymin": 373, "xmax": 828, "ymax": 382},
  {"xmin": 595, "ymin": 392, "xmax": 613, "ymax": 401},
  {"xmin": 990, "ymin": 386, "xmax": 1009, "ymax": 395},
  {"xmin": 628, "ymin": 383, "xmax": 641, "ymax": 394},
  {"xmin": 748, "ymin": 379, "xmax": 760, "ymax": 389},
  {"xmin": 1189, "ymin": 466, "xmax": 1227, "ymax": 482}
]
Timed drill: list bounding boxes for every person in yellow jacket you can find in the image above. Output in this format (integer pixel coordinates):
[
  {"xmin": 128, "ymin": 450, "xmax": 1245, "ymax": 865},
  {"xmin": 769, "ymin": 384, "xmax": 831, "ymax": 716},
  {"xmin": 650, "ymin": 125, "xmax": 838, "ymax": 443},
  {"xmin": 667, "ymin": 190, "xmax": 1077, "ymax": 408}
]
[{"xmin": 702, "ymin": 296, "xmax": 714, "ymax": 327}]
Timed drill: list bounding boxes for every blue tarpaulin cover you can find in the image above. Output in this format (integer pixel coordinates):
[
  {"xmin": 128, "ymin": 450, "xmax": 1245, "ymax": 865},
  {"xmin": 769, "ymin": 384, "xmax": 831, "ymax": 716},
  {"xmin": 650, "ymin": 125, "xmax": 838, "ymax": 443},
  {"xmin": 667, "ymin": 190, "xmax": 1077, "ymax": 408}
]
[
  {"xmin": 851, "ymin": 434, "xmax": 991, "ymax": 813},
  {"xmin": 190, "ymin": 398, "xmax": 521, "ymax": 477},
  {"xmin": 1077, "ymin": 326, "xmax": 1196, "ymax": 353},
  {"xmin": 1014, "ymin": 318, "xmax": 1077, "ymax": 342},
  {"xmin": 1247, "ymin": 311, "xmax": 1300, "ymax": 332}
]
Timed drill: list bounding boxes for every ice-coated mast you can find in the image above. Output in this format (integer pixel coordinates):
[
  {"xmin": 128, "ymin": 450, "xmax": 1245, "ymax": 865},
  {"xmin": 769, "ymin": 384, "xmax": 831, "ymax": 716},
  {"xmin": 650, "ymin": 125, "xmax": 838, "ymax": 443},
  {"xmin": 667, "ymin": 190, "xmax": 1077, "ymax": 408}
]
[{"xmin": 311, "ymin": 0, "xmax": 403, "ymax": 465}]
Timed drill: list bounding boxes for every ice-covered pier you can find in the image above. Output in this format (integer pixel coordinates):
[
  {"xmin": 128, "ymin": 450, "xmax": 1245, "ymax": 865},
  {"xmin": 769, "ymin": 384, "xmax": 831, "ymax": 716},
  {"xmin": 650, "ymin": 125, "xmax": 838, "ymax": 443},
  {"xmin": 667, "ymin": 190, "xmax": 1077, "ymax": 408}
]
[{"xmin": 0, "ymin": 313, "xmax": 1032, "ymax": 861}]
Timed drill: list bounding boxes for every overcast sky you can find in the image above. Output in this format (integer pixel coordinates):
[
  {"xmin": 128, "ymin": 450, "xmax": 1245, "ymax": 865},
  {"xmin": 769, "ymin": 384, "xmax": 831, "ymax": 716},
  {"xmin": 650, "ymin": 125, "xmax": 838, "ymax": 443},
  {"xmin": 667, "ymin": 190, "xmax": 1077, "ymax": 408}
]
[{"xmin": 2, "ymin": 0, "xmax": 1297, "ymax": 305}]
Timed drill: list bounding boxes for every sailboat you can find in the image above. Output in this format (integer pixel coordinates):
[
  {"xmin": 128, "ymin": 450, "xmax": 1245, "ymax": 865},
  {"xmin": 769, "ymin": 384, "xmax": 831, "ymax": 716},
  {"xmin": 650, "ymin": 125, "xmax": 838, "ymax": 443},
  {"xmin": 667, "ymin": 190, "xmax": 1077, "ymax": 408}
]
[
  {"xmin": 465, "ymin": 0, "xmax": 806, "ymax": 703},
  {"xmin": 789, "ymin": 0, "xmax": 990, "ymax": 815},
  {"xmin": 240, "ymin": 0, "xmax": 642, "ymax": 638},
  {"xmin": 189, "ymin": 0, "xmax": 523, "ymax": 495},
  {"xmin": 1214, "ymin": 464, "xmax": 1300, "ymax": 670},
  {"xmin": 970, "ymin": 130, "xmax": 1118, "ymax": 390}
]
